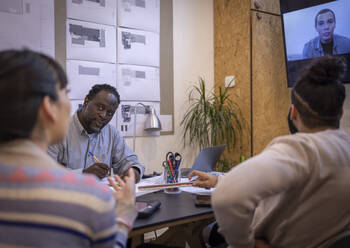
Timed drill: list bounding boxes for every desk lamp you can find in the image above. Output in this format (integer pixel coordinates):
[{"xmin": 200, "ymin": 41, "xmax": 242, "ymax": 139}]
[{"xmin": 132, "ymin": 103, "xmax": 162, "ymax": 151}]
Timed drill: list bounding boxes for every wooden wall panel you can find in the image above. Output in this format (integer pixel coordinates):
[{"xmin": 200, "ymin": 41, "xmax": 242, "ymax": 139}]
[
  {"xmin": 214, "ymin": 0, "xmax": 251, "ymax": 163},
  {"xmin": 215, "ymin": 0, "xmax": 349, "ymax": 160},
  {"xmin": 251, "ymin": 0, "xmax": 280, "ymax": 15},
  {"xmin": 251, "ymin": 12, "xmax": 290, "ymax": 155}
]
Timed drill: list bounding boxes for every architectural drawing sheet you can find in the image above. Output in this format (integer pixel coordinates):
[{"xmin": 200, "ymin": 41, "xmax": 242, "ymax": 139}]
[
  {"xmin": 70, "ymin": 99, "xmax": 117, "ymax": 128},
  {"xmin": 117, "ymin": 0, "xmax": 160, "ymax": 33},
  {"xmin": 67, "ymin": 60, "xmax": 117, "ymax": 100},
  {"xmin": 67, "ymin": 0, "xmax": 117, "ymax": 26},
  {"xmin": 117, "ymin": 101, "xmax": 160, "ymax": 137},
  {"xmin": 66, "ymin": 19, "xmax": 116, "ymax": 63},
  {"xmin": 117, "ymin": 27, "xmax": 159, "ymax": 67},
  {"xmin": 117, "ymin": 64, "xmax": 160, "ymax": 101},
  {"xmin": 0, "ymin": 0, "xmax": 54, "ymax": 57}
]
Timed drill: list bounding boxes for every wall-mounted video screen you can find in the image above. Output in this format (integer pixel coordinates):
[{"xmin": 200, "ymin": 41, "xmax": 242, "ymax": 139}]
[{"xmin": 280, "ymin": 0, "xmax": 350, "ymax": 87}]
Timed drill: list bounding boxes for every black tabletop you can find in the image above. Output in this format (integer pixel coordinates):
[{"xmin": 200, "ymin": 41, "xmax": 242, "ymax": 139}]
[{"xmin": 133, "ymin": 191, "xmax": 213, "ymax": 230}]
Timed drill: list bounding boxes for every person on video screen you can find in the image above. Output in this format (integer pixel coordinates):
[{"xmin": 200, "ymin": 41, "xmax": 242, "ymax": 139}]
[{"xmin": 303, "ymin": 8, "xmax": 350, "ymax": 59}]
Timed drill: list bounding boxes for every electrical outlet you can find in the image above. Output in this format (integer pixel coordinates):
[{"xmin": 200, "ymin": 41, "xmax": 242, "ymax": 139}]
[{"xmin": 225, "ymin": 75, "xmax": 235, "ymax": 88}]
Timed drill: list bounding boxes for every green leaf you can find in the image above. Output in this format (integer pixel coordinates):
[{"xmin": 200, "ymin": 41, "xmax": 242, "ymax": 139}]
[{"xmin": 180, "ymin": 77, "xmax": 244, "ymax": 155}]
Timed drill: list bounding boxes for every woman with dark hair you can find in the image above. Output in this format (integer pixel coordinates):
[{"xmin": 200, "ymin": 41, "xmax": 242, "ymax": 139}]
[
  {"xmin": 290, "ymin": 55, "xmax": 346, "ymax": 130},
  {"xmin": 190, "ymin": 56, "xmax": 350, "ymax": 248},
  {"xmin": 0, "ymin": 50, "xmax": 137, "ymax": 247}
]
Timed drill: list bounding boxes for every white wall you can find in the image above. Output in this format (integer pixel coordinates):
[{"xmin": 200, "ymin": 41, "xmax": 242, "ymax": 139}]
[{"xmin": 124, "ymin": 0, "xmax": 214, "ymax": 174}]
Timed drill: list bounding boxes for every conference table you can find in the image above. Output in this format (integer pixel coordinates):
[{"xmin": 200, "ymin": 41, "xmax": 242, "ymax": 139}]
[{"xmin": 128, "ymin": 190, "xmax": 215, "ymax": 248}]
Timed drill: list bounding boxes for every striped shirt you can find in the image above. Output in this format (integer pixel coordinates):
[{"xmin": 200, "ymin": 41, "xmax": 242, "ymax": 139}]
[{"xmin": 0, "ymin": 139, "xmax": 127, "ymax": 248}]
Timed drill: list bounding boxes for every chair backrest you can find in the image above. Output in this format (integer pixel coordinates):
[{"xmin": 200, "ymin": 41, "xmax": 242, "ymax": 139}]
[{"xmin": 328, "ymin": 235, "xmax": 350, "ymax": 248}]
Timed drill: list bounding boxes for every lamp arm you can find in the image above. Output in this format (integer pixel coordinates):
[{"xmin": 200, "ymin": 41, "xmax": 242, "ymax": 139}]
[
  {"xmin": 132, "ymin": 103, "xmax": 160, "ymax": 151},
  {"xmin": 137, "ymin": 102, "xmax": 151, "ymax": 113}
]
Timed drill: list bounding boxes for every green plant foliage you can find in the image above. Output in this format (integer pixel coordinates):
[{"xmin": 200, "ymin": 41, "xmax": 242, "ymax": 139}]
[
  {"xmin": 181, "ymin": 77, "xmax": 243, "ymax": 153},
  {"xmin": 215, "ymin": 158, "xmax": 234, "ymax": 172},
  {"xmin": 216, "ymin": 155, "xmax": 246, "ymax": 172}
]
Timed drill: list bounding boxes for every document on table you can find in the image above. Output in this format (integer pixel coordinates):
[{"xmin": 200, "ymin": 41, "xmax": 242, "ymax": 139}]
[
  {"xmin": 135, "ymin": 175, "xmax": 163, "ymax": 197},
  {"xmin": 102, "ymin": 175, "xmax": 214, "ymax": 197},
  {"xmin": 180, "ymin": 185, "xmax": 214, "ymax": 195},
  {"xmin": 102, "ymin": 175, "xmax": 163, "ymax": 197},
  {"xmin": 177, "ymin": 178, "xmax": 214, "ymax": 195},
  {"xmin": 136, "ymin": 177, "xmax": 214, "ymax": 196}
]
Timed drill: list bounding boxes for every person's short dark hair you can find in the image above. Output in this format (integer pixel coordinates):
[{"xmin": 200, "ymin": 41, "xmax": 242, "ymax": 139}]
[
  {"xmin": 0, "ymin": 49, "xmax": 68, "ymax": 142},
  {"xmin": 85, "ymin": 84, "xmax": 120, "ymax": 105},
  {"xmin": 315, "ymin": 8, "xmax": 336, "ymax": 27},
  {"xmin": 291, "ymin": 56, "xmax": 346, "ymax": 129}
]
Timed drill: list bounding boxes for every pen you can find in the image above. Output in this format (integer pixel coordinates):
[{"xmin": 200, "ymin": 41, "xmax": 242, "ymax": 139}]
[
  {"xmin": 162, "ymin": 161, "xmax": 174, "ymax": 183},
  {"xmin": 88, "ymin": 151, "xmax": 101, "ymax": 163},
  {"xmin": 167, "ymin": 159, "xmax": 174, "ymax": 177},
  {"xmin": 167, "ymin": 159, "xmax": 177, "ymax": 183}
]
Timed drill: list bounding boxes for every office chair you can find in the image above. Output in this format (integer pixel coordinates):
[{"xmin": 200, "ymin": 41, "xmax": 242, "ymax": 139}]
[
  {"xmin": 202, "ymin": 226, "xmax": 350, "ymax": 248},
  {"xmin": 327, "ymin": 234, "xmax": 350, "ymax": 248},
  {"xmin": 202, "ymin": 222, "xmax": 228, "ymax": 248},
  {"xmin": 318, "ymin": 230, "xmax": 350, "ymax": 248}
]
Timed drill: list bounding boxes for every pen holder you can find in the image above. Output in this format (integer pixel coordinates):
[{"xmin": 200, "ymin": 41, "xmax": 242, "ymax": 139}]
[{"xmin": 163, "ymin": 168, "xmax": 181, "ymax": 194}]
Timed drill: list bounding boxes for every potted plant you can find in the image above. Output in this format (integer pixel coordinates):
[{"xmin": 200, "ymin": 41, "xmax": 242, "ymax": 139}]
[{"xmin": 181, "ymin": 77, "xmax": 244, "ymax": 171}]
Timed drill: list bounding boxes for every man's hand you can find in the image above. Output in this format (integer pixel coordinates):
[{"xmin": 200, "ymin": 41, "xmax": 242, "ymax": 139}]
[
  {"xmin": 255, "ymin": 239, "xmax": 270, "ymax": 248},
  {"xmin": 188, "ymin": 170, "xmax": 218, "ymax": 189},
  {"xmin": 122, "ymin": 168, "xmax": 140, "ymax": 183},
  {"xmin": 108, "ymin": 168, "xmax": 136, "ymax": 205},
  {"xmin": 83, "ymin": 163, "xmax": 109, "ymax": 179}
]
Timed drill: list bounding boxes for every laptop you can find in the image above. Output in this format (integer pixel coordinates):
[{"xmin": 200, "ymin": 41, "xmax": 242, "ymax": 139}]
[{"xmin": 181, "ymin": 145, "xmax": 226, "ymax": 177}]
